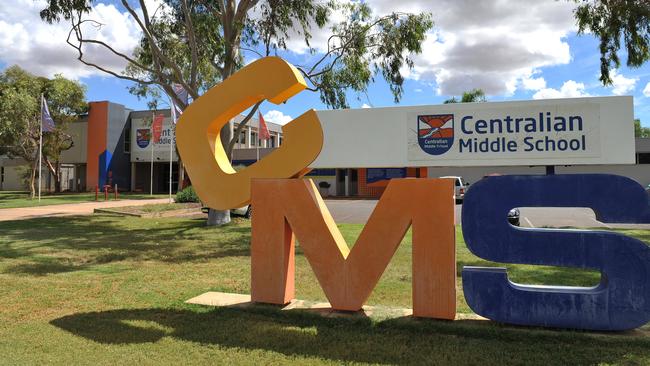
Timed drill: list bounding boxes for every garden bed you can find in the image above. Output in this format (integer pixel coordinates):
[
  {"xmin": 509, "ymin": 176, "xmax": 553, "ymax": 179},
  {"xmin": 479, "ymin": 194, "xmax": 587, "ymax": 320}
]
[{"xmin": 94, "ymin": 202, "xmax": 202, "ymax": 217}]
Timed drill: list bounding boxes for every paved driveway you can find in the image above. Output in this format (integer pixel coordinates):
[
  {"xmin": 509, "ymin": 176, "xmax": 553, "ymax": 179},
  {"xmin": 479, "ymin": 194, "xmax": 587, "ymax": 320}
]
[
  {"xmin": 0, "ymin": 198, "xmax": 172, "ymax": 222},
  {"xmin": 324, "ymin": 200, "xmax": 650, "ymax": 229}
]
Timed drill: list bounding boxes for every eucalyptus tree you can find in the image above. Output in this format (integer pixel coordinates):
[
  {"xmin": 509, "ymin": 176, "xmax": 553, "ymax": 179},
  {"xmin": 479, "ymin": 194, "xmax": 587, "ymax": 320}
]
[
  {"xmin": 574, "ymin": 0, "xmax": 650, "ymax": 85},
  {"xmin": 40, "ymin": 0, "xmax": 433, "ymax": 225},
  {"xmin": 0, "ymin": 66, "xmax": 87, "ymax": 196}
]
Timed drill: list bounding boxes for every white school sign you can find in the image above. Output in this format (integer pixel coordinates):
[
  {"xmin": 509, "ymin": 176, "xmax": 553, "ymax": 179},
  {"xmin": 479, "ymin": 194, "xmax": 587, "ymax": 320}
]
[
  {"xmin": 310, "ymin": 96, "xmax": 634, "ymax": 168},
  {"xmin": 130, "ymin": 117, "xmax": 179, "ymax": 162}
]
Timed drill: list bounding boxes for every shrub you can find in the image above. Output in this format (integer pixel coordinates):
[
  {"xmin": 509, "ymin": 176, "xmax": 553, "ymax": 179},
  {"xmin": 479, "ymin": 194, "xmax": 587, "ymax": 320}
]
[
  {"xmin": 176, "ymin": 186, "xmax": 199, "ymax": 203},
  {"xmin": 318, "ymin": 181, "xmax": 331, "ymax": 189}
]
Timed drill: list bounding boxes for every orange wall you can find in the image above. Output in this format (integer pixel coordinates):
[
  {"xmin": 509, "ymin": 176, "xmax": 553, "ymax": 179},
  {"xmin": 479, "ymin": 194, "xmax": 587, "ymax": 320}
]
[{"xmin": 86, "ymin": 102, "xmax": 108, "ymax": 189}]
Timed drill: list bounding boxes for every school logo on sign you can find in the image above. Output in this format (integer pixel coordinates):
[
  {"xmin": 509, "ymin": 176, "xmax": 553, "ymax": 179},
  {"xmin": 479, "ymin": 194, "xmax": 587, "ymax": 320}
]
[
  {"xmin": 136, "ymin": 129, "xmax": 151, "ymax": 148},
  {"xmin": 418, "ymin": 114, "xmax": 454, "ymax": 155}
]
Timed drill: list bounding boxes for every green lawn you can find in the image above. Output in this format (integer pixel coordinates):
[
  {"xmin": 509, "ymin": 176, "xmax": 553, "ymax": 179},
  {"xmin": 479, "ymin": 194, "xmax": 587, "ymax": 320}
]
[
  {"xmin": 0, "ymin": 216, "xmax": 649, "ymax": 365},
  {"xmin": 0, "ymin": 191, "xmax": 169, "ymax": 209}
]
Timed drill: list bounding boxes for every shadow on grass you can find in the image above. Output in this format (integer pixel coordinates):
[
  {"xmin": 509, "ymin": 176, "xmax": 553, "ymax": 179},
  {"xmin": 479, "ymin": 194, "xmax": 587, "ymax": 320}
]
[
  {"xmin": 0, "ymin": 215, "xmax": 252, "ymax": 276},
  {"xmin": 50, "ymin": 306, "xmax": 650, "ymax": 365},
  {"xmin": 5, "ymin": 262, "xmax": 89, "ymax": 276}
]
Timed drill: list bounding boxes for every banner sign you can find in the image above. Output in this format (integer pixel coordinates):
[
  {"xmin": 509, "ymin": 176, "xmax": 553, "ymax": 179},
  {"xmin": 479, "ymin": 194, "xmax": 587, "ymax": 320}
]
[
  {"xmin": 130, "ymin": 117, "xmax": 178, "ymax": 162},
  {"xmin": 310, "ymin": 96, "xmax": 633, "ymax": 168}
]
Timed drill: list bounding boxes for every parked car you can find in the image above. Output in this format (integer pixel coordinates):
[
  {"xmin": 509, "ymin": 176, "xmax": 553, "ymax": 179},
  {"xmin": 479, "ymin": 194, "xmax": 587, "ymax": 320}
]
[
  {"xmin": 440, "ymin": 176, "xmax": 469, "ymax": 203},
  {"xmin": 201, "ymin": 205, "xmax": 252, "ymax": 219}
]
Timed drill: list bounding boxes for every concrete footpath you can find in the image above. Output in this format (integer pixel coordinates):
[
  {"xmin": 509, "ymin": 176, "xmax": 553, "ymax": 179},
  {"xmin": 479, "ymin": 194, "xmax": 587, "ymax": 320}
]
[{"xmin": 0, "ymin": 198, "xmax": 172, "ymax": 222}]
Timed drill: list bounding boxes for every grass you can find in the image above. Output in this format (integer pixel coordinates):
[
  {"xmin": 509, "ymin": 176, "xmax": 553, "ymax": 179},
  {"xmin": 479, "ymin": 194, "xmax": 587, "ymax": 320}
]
[
  {"xmin": 0, "ymin": 190, "xmax": 169, "ymax": 209},
  {"xmin": 0, "ymin": 215, "xmax": 649, "ymax": 365}
]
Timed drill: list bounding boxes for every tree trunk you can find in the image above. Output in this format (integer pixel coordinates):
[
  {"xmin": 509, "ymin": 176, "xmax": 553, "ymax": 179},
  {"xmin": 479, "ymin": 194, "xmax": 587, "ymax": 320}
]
[
  {"xmin": 54, "ymin": 161, "xmax": 61, "ymax": 193},
  {"xmin": 43, "ymin": 158, "xmax": 61, "ymax": 193},
  {"xmin": 29, "ymin": 159, "xmax": 37, "ymax": 199},
  {"xmin": 177, "ymin": 158, "xmax": 185, "ymax": 191},
  {"xmin": 205, "ymin": 10, "xmax": 242, "ymax": 227},
  {"xmin": 206, "ymin": 121, "xmax": 233, "ymax": 226},
  {"xmin": 207, "ymin": 208, "xmax": 231, "ymax": 226}
]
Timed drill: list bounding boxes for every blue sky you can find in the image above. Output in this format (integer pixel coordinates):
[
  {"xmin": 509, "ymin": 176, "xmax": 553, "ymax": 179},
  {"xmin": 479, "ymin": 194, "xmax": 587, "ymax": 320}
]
[{"xmin": 1, "ymin": 0, "xmax": 650, "ymax": 126}]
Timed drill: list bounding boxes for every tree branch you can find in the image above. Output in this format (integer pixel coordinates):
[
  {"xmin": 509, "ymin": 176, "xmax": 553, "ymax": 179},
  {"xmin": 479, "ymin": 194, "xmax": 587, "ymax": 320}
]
[
  {"xmin": 226, "ymin": 100, "xmax": 262, "ymax": 155},
  {"xmin": 181, "ymin": 0, "xmax": 200, "ymax": 88},
  {"xmin": 122, "ymin": 0, "xmax": 198, "ymax": 98},
  {"xmin": 66, "ymin": 20, "xmax": 157, "ymax": 85}
]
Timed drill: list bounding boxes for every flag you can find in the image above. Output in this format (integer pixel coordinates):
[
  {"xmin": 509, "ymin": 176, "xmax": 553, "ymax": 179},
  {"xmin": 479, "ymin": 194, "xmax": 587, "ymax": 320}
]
[
  {"xmin": 41, "ymin": 96, "xmax": 55, "ymax": 132},
  {"xmin": 258, "ymin": 111, "xmax": 271, "ymax": 141},
  {"xmin": 152, "ymin": 114, "xmax": 165, "ymax": 143},
  {"xmin": 171, "ymin": 83, "xmax": 189, "ymax": 123}
]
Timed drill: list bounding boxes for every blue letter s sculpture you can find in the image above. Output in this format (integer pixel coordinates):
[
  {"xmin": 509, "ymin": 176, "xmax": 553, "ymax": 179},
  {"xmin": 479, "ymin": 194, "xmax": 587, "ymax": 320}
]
[{"xmin": 462, "ymin": 174, "xmax": 650, "ymax": 331}]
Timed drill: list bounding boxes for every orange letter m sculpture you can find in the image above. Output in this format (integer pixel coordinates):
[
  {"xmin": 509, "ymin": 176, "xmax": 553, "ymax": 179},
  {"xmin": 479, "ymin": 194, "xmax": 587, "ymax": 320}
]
[{"xmin": 251, "ymin": 178, "xmax": 456, "ymax": 319}]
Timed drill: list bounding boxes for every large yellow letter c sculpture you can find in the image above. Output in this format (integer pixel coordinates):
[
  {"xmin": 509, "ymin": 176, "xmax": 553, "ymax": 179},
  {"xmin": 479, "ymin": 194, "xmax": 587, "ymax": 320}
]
[{"xmin": 175, "ymin": 57, "xmax": 323, "ymax": 210}]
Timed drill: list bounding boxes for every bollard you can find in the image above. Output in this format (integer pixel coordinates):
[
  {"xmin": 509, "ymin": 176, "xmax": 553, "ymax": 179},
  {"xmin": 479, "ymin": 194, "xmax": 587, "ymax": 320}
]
[
  {"xmin": 114, "ymin": 184, "xmax": 118, "ymax": 200},
  {"xmin": 104, "ymin": 185, "xmax": 108, "ymax": 201},
  {"xmin": 95, "ymin": 185, "xmax": 98, "ymax": 201}
]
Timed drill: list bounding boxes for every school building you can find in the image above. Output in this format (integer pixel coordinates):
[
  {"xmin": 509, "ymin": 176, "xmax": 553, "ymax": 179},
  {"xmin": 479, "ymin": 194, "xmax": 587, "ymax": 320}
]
[{"xmin": 1, "ymin": 100, "xmax": 649, "ymax": 197}]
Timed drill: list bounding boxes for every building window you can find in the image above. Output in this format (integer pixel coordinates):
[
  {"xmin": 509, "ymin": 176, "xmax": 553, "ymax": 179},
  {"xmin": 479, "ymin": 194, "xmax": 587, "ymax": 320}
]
[
  {"xmin": 238, "ymin": 130, "xmax": 246, "ymax": 146},
  {"xmin": 1, "ymin": 167, "xmax": 4, "ymax": 183},
  {"xmin": 269, "ymin": 135, "xmax": 276, "ymax": 148},
  {"xmin": 124, "ymin": 128, "xmax": 131, "ymax": 153},
  {"xmin": 278, "ymin": 135, "xmax": 282, "ymax": 146},
  {"xmin": 638, "ymin": 153, "xmax": 650, "ymax": 164},
  {"xmin": 251, "ymin": 132, "xmax": 257, "ymax": 147}
]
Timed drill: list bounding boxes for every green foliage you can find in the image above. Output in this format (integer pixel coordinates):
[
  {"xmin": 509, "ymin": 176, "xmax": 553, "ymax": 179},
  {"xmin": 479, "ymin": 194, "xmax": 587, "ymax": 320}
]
[
  {"xmin": 0, "ymin": 66, "xmax": 87, "ymax": 194},
  {"xmin": 0, "ymin": 66, "xmax": 42, "ymax": 159},
  {"xmin": 0, "ymin": 67, "xmax": 86, "ymax": 158},
  {"xmin": 635, "ymin": 119, "xmax": 650, "ymax": 138},
  {"xmin": 575, "ymin": 0, "xmax": 650, "ymax": 85},
  {"xmin": 41, "ymin": 74, "xmax": 88, "ymax": 161},
  {"xmin": 444, "ymin": 89, "xmax": 487, "ymax": 104},
  {"xmin": 175, "ymin": 186, "xmax": 199, "ymax": 203}
]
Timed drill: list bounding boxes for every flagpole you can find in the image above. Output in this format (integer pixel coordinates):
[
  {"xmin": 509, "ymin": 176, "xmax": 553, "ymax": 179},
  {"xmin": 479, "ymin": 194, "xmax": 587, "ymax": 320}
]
[
  {"xmin": 38, "ymin": 94, "xmax": 43, "ymax": 202},
  {"xmin": 169, "ymin": 106, "xmax": 175, "ymax": 203},
  {"xmin": 150, "ymin": 112, "xmax": 154, "ymax": 196}
]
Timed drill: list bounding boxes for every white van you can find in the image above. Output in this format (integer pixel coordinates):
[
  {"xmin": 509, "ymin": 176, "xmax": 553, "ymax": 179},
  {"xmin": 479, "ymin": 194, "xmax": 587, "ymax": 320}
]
[{"xmin": 440, "ymin": 176, "xmax": 468, "ymax": 203}]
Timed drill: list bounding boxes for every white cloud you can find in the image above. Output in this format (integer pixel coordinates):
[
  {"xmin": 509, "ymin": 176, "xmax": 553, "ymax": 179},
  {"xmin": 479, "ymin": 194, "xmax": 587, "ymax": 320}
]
[
  {"xmin": 609, "ymin": 70, "xmax": 637, "ymax": 95},
  {"xmin": 644, "ymin": 82, "xmax": 650, "ymax": 97},
  {"xmin": 263, "ymin": 110, "xmax": 293, "ymax": 125},
  {"xmin": 522, "ymin": 74, "xmax": 547, "ymax": 91},
  {"xmin": 285, "ymin": 0, "xmax": 577, "ymax": 97},
  {"xmin": 532, "ymin": 80, "xmax": 590, "ymax": 99},
  {"xmin": 361, "ymin": 103, "xmax": 371, "ymax": 108},
  {"xmin": 0, "ymin": 0, "xmax": 143, "ymax": 79}
]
